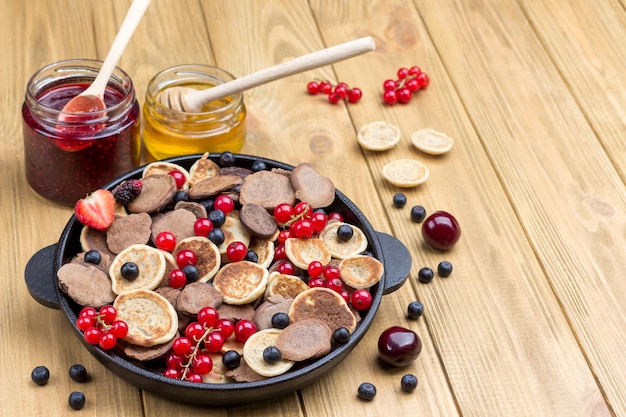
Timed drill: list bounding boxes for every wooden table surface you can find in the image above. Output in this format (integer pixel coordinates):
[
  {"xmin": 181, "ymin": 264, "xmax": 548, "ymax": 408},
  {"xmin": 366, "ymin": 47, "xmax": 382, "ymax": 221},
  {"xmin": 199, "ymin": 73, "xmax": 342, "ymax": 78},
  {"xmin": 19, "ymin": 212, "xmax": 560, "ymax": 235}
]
[{"xmin": 2, "ymin": 0, "xmax": 625, "ymax": 416}]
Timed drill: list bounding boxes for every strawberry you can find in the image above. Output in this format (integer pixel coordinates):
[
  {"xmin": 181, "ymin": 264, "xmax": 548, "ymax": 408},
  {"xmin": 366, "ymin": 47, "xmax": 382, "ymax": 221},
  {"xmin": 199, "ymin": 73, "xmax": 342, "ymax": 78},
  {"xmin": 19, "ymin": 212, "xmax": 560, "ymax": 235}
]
[{"xmin": 74, "ymin": 189, "xmax": 116, "ymax": 231}]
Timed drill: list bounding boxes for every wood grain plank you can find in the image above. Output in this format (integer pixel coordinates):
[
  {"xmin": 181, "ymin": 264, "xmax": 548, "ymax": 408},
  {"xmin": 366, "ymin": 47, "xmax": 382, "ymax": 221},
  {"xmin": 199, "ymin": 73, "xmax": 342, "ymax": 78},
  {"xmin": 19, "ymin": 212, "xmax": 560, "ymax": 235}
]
[{"xmin": 312, "ymin": 0, "xmax": 613, "ymax": 416}]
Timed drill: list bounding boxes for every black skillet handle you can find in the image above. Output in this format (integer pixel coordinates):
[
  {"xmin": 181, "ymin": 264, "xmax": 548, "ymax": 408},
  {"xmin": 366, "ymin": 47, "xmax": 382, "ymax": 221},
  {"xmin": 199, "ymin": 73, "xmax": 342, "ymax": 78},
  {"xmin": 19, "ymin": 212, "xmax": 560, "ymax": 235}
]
[
  {"xmin": 24, "ymin": 244, "xmax": 61, "ymax": 309},
  {"xmin": 376, "ymin": 232, "xmax": 412, "ymax": 295}
]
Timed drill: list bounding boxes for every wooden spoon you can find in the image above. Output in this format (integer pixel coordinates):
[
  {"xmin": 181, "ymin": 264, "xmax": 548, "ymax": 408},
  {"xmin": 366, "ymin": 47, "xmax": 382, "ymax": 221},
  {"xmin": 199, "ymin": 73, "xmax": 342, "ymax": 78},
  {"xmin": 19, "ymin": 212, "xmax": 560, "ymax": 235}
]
[
  {"xmin": 59, "ymin": 0, "xmax": 151, "ymax": 119},
  {"xmin": 158, "ymin": 37, "xmax": 376, "ymax": 113}
]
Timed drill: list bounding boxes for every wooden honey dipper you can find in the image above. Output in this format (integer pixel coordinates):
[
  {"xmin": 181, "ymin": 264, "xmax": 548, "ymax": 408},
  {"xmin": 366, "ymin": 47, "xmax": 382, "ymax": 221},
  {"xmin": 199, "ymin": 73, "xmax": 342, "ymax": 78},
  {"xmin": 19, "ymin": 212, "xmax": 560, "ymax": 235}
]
[{"xmin": 157, "ymin": 37, "xmax": 376, "ymax": 113}]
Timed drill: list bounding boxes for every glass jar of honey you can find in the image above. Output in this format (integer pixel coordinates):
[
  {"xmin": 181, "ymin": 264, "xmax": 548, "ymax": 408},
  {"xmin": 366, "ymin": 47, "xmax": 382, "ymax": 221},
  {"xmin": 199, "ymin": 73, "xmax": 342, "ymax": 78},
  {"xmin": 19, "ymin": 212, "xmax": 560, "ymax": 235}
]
[
  {"xmin": 142, "ymin": 64, "xmax": 246, "ymax": 161},
  {"xmin": 22, "ymin": 59, "xmax": 140, "ymax": 206}
]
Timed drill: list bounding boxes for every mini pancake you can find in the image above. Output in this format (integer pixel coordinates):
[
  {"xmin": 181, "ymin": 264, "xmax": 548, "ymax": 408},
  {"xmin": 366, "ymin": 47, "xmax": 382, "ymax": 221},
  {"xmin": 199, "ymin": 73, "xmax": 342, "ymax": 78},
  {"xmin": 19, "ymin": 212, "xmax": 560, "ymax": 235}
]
[
  {"xmin": 142, "ymin": 161, "xmax": 190, "ymax": 189},
  {"xmin": 188, "ymin": 152, "xmax": 220, "ymax": 186},
  {"xmin": 248, "ymin": 236, "xmax": 275, "ymax": 268},
  {"xmin": 338, "ymin": 255, "xmax": 384, "ymax": 289},
  {"xmin": 173, "ymin": 236, "xmax": 221, "ymax": 282},
  {"xmin": 276, "ymin": 319, "xmax": 332, "ymax": 361},
  {"xmin": 284, "ymin": 237, "xmax": 331, "ymax": 269},
  {"xmin": 202, "ymin": 352, "xmax": 231, "ymax": 384},
  {"xmin": 109, "ymin": 244, "xmax": 166, "ymax": 294},
  {"xmin": 289, "ymin": 163, "xmax": 335, "ymax": 209},
  {"xmin": 113, "ymin": 288, "xmax": 178, "ymax": 347},
  {"xmin": 57, "ymin": 262, "xmax": 116, "ymax": 308},
  {"xmin": 177, "ymin": 281, "xmax": 223, "ymax": 315},
  {"xmin": 151, "ymin": 209, "xmax": 197, "ymax": 245},
  {"xmin": 381, "ymin": 159, "xmax": 429, "ymax": 188},
  {"xmin": 319, "ymin": 222, "xmax": 368, "ymax": 259},
  {"xmin": 79, "ymin": 226, "xmax": 115, "ymax": 270},
  {"xmin": 187, "ymin": 175, "xmax": 243, "ymax": 200},
  {"xmin": 265, "ymin": 271, "xmax": 308, "ymax": 299},
  {"xmin": 239, "ymin": 170, "xmax": 296, "ymax": 210},
  {"xmin": 106, "ymin": 212, "xmax": 152, "ymax": 254},
  {"xmin": 410, "ymin": 128, "xmax": 454, "ymax": 155},
  {"xmin": 218, "ymin": 211, "xmax": 252, "ymax": 259},
  {"xmin": 289, "ymin": 287, "xmax": 357, "ymax": 333},
  {"xmin": 356, "ymin": 121, "xmax": 401, "ymax": 151},
  {"xmin": 242, "ymin": 329, "xmax": 294, "ymax": 377},
  {"xmin": 239, "ymin": 203, "xmax": 278, "ymax": 239},
  {"xmin": 212, "ymin": 261, "xmax": 269, "ymax": 305},
  {"xmin": 127, "ymin": 174, "xmax": 178, "ymax": 214},
  {"xmin": 253, "ymin": 295, "xmax": 293, "ymax": 330}
]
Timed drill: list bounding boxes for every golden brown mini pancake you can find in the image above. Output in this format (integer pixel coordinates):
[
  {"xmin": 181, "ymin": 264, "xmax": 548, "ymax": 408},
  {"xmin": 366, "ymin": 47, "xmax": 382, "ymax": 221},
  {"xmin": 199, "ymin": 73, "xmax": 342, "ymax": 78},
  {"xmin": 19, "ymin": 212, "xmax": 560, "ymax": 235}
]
[
  {"xmin": 109, "ymin": 244, "xmax": 166, "ymax": 294},
  {"xmin": 265, "ymin": 271, "xmax": 308, "ymax": 299},
  {"xmin": 188, "ymin": 152, "xmax": 220, "ymax": 186},
  {"xmin": 173, "ymin": 236, "xmax": 221, "ymax": 282},
  {"xmin": 242, "ymin": 329, "xmax": 294, "ymax": 377},
  {"xmin": 319, "ymin": 222, "xmax": 368, "ymax": 259},
  {"xmin": 338, "ymin": 255, "xmax": 384, "ymax": 289},
  {"xmin": 284, "ymin": 237, "xmax": 331, "ymax": 269},
  {"xmin": 212, "ymin": 261, "xmax": 269, "ymax": 305}
]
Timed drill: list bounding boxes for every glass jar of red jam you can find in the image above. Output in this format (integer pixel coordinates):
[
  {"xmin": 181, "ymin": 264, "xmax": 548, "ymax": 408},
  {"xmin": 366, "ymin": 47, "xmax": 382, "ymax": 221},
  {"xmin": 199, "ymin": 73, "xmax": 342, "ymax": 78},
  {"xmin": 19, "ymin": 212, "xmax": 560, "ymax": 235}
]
[
  {"xmin": 22, "ymin": 59, "xmax": 140, "ymax": 206},
  {"xmin": 142, "ymin": 65, "xmax": 246, "ymax": 161}
]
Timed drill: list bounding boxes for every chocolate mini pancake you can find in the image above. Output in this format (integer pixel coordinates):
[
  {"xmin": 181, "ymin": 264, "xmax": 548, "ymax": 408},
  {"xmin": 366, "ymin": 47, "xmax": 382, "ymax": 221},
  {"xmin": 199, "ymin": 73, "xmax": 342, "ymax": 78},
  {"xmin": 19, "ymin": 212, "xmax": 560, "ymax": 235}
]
[
  {"xmin": 218, "ymin": 165, "xmax": 252, "ymax": 179},
  {"xmin": 127, "ymin": 174, "xmax": 178, "ymax": 214},
  {"xmin": 187, "ymin": 175, "xmax": 243, "ymax": 200},
  {"xmin": 289, "ymin": 287, "xmax": 357, "ymax": 333},
  {"xmin": 113, "ymin": 288, "xmax": 178, "ymax": 347},
  {"xmin": 151, "ymin": 209, "xmax": 197, "ymax": 246},
  {"xmin": 79, "ymin": 226, "xmax": 115, "ymax": 270},
  {"xmin": 216, "ymin": 303, "xmax": 255, "ymax": 323},
  {"xmin": 123, "ymin": 338, "xmax": 174, "ymax": 362},
  {"xmin": 338, "ymin": 255, "xmax": 384, "ymax": 289},
  {"xmin": 57, "ymin": 262, "xmax": 116, "ymax": 308},
  {"xmin": 173, "ymin": 236, "xmax": 221, "ymax": 282},
  {"xmin": 242, "ymin": 329, "xmax": 294, "ymax": 377},
  {"xmin": 319, "ymin": 222, "xmax": 368, "ymax": 259},
  {"xmin": 142, "ymin": 161, "xmax": 190, "ymax": 189},
  {"xmin": 289, "ymin": 163, "xmax": 335, "ymax": 209},
  {"xmin": 265, "ymin": 271, "xmax": 308, "ymax": 299},
  {"xmin": 239, "ymin": 203, "xmax": 278, "ymax": 239},
  {"xmin": 253, "ymin": 294, "xmax": 293, "ymax": 330},
  {"xmin": 239, "ymin": 170, "xmax": 296, "ymax": 210},
  {"xmin": 212, "ymin": 261, "xmax": 269, "ymax": 305},
  {"xmin": 174, "ymin": 200, "xmax": 208, "ymax": 219},
  {"xmin": 218, "ymin": 211, "xmax": 252, "ymax": 260},
  {"xmin": 106, "ymin": 212, "xmax": 152, "ymax": 254},
  {"xmin": 276, "ymin": 318, "xmax": 332, "ymax": 361},
  {"xmin": 248, "ymin": 236, "xmax": 275, "ymax": 268},
  {"xmin": 225, "ymin": 358, "xmax": 267, "ymax": 382},
  {"xmin": 109, "ymin": 244, "xmax": 166, "ymax": 294},
  {"xmin": 177, "ymin": 281, "xmax": 223, "ymax": 315},
  {"xmin": 284, "ymin": 237, "xmax": 331, "ymax": 269},
  {"xmin": 188, "ymin": 152, "xmax": 220, "ymax": 186}
]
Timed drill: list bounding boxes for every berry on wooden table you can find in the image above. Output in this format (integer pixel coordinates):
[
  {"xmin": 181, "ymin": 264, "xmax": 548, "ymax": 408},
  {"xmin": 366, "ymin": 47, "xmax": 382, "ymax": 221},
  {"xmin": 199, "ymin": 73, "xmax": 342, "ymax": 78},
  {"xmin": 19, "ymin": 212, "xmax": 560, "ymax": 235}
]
[
  {"xmin": 31, "ymin": 366, "xmax": 50, "ymax": 385},
  {"xmin": 382, "ymin": 66, "xmax": 430, "ymax": 105}
]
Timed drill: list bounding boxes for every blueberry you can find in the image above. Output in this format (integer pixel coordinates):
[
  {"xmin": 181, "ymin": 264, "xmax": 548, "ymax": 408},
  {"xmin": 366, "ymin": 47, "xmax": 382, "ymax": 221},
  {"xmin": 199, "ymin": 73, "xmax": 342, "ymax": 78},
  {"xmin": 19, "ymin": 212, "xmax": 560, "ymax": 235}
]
[
  {"xmin": 121, "ymin": 262, "xmax": 139, "ymax": 281},
  {"xmin": 400, "ymin": 374, "xmax": 418, "ymax": 392},
  {"xmin": 207, "ymin": 228, "xmax": 225, "ymax": 246},
  {"xmin": 251, "ymin": 160, "xmax": 267, "ymax": 172},
  {"xmin": 222, "ymin": 350, "xmax": 241, "ymax": 370},
  {"xmin": 68, "ymin": 364, "xmax": 87, "ymax": 382},
  {"xmin": 357, "ymin": 382, "xmax": 377, "ymax": 401},
  {"xmin": 418, "ymin": 267, "xmax": 434, "ymax": 283},
  {"xmin": 410, "ymin": 205, "xmax": 427, "ymax": 223},
  {"xmin": 219, "ymin": 151, "xmax": 235, "ymax": 167},
  {"xmin": 437, "ymin": 261, "xmax": 453, "ymax": 277},
  {"xmin": 407, "ymin": 301, "xmax": 424, "ymax": 319},
  {"xmin": 68, "ymin": 391, "xmax": 86, "ymax": 410},
  {"xmin": 182, "ymin": 265, "xmax": 200, "ymax": 282},
  {"xmin": 209, "ymin": 209, "xmax": 226, "ymax": 227},
  {"xmin": 337, "ymin": 224, "xmax": 353, "ymax": 242},
  {"xmin": 332, "ymin": 327, "xmax": 351, "ymax": 345},
  {"xmin": 271, "ymin": 312, "xmax": 290, "ymax": 329},
  {"xmin": 200, "ymin": 199, "xmax": 214, "ymax": 212},
  {"xmin": 245, "ymin": 250, "xmax": 259, "ymax": 263},
  {"xmin": 393, "ymin": 193, "xmax": 407, "ymax": 208},
  {"xmin": 31, "ymin": 366, "xmax": 50, "ymax": 386},
  {"xmin": 173, "ymin": 190, "xmax": 189, "ymax": 203},
  {"xmin": 263, "ymin": 346, "xmax": 282, "ymax": 364},
  {"xmin": 83, "ymin": 250, "xmax": 101, "ymax": 265}
]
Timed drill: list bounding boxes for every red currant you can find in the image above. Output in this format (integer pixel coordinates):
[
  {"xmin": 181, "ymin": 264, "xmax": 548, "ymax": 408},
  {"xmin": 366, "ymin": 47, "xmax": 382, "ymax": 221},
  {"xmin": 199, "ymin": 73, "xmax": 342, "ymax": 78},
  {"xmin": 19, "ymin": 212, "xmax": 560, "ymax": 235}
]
[
  {"xmin": 277, "ymin": 229, "xmax": 293, "ymax": 244},
  {"xmin": 408, "ymin": 66, "xmax": 421, "ymax": 76},
  {"xmin": 176, "ymin": 249, "xmax": 197, "ymax": 268},
  {"xmin": 83, "ymin": 327, "xmax": 101, "ymax": 345},
  {"xmin": 291, "ymin": 219, "xmax": 314, "ymax": 239},
  {"xmin": 111, "ymin": 320, "xmax": 129, "ymax": 338},
  {"xmin": 164, "ymin": 368, "xmax": 181, "ymax": 379},
  {"xmin": 197, "ymin": 306, "xmax": 220, "ymax": 328},
  {"xmin": 273, "ymin": 203, "xmax": 294, "ymax": 224},
  {"xmin": 193, "ymin": 218, "xmax": 213, "ymax": 237},
  {"xmin": 98, "ymin": 332, "xmax": 117, "ymax": 350},
  {"xmin": 398, "ymin": 88, "xmax": 412, "ymax": 103},
  {"xmin": 165, "ymin": 352, "xmax": 185, "ymax": 370},
  {"xmin": 340, "ymin": 289, "xmax": 351, "ymax": 304},
  {"xmin": 155, "ymin": 231, "xmax": 177, "ymax": 252},
  {"xmin": 185, "ymin": 322, "xmax": 206, "ymax": 341},
  {"xmin": 184, "ymin": 372, "xmax": 203, "ymax": 383},
  {"xmin": 172, "ymin": 337, "xmax": 194, "ymax": 356},
  {"xmin": 351, "ymin": 289, "xmax": 373, "ymax": 310},
  {"xmin": 310, "ymin": 211, "xmax": 328, "ymax": 233},
  {"xmin": 383, "ymin": 79, "xmax": 397, "ymax": 91},
  {"xmin": 234, "ymin": 320, "xmax": 257, "ymax": 343},
  {"xmin": 405, "ymin": 78, "xmax": 420, "ymax": 92},
  {"xmin": 328, "ymin": 93, "xmax": 341, "ymax": 104},
  {"xmin": 274, "ymin": 244, "xmax": 287, "ymax": 260},
  {"xmin": 168, "ymin": 170, "xmax": 186, "ymax": 189},
  {"xmin": 326, "ymin": 277, "xmax": 343, "ymax": 293},
  {"xmin": 76, "ymin": 316, "xmax": 94, "ymax": 332},
  {"xmin": 383, "ymin": 90, "xmax": 398, "ymax": 105},
  {"xmin": 214, "ymin": 195, "xmax": 235, "ymax": 215},
  {"xmin": 397, "ymin": 67, "xmax": 410, "ymax": 79},
  {"xmin": 307, "ymin": 260, "xmax": 323, "ymax": 277},
  {"xmin": 322, "ymin": 265, "xmax": 340, "ymax": 280},
  {"xmin": 217, "ymin": 319, "xmax": 235, "ymax": 338},
  {"xmin": 277, "ymin": 261, "xmax": 295, "ymax": 275},
  {"xmin": 417, "ymin": 72, "xmax": 430, "ymax": 88},
  {"xmin": 308, "ymin": 277, "xmax": 326, "ymax": 288},
  {"xmin": 203, "ymin": 332, "xmax": 225, "ymax": 353},
  {"xmin": 347, "ymin": 88, "xmax": 362, "ymax": 103},
  {"xmin": 294, "ymin": 201, "xmax": 312, "ymax": 219},
  {"xmin": 169, "ymin": 269, "xmax": 187, "ymax": 289},
  {"xmin": 307, "ymin": 81, "xmax": 320, "ymax": 94},
  {"xmin": 319, "ymin": 81, "xmax": 332, "ymax": 95},
  {"xmin": 79, "ymin": 307, "xmax": 97, "ymax": 320},
  {"xmin": 328, "ymin": 212, "xmax": 344, "ymax": 222},
  {"xmin": 192, "ymin": 354, "xmax": 213, "ymax": 375},
  {"xmin": 226, "ymin": 241, "xmax": 247, "ymax": 262},
  {"xmin": 99, "ymin": 305, "xmax": 117, "ymax": 323},
  {"xmin": 333, "ymin": 85, "xmax": 348, "ymax": 99}
]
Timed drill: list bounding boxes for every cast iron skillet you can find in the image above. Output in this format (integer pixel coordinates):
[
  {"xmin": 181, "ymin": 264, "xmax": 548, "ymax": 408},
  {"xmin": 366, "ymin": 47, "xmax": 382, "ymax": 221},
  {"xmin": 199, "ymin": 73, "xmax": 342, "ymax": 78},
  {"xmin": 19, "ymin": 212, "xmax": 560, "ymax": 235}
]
[{"xmin": 24, "ymin": 153, "xmax": 411, "ymax": 406}]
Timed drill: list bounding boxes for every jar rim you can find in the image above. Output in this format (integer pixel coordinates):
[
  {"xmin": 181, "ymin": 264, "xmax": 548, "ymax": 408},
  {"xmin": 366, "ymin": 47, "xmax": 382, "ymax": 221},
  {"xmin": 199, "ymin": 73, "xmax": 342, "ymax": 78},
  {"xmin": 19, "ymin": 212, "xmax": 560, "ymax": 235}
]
[{"xmin": 145, "ymin": 64, "xmax": 243, "ymax": 116}]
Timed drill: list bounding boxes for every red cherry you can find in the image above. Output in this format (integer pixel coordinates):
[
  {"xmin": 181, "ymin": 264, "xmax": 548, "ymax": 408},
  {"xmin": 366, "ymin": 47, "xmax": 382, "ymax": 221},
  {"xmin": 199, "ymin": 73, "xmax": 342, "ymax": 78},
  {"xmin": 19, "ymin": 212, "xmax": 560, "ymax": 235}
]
[
  {"xmin": 378, "ymin": 326, "xmax": 422, "ymax": 367},
  {"xmin": 421, "ymin": 211, "xmax": 461, "ymax": 250},
  {"xmin": 155, "ymin": 231, "xmax": 177, "ymax": 252}
]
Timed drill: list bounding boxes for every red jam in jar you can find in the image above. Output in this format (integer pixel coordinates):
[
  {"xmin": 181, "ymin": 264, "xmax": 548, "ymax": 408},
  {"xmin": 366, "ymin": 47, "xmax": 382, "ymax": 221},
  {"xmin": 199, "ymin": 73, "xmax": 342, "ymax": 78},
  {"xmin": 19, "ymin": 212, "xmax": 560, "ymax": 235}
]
[{"xmin": 22, "ymin": 59, "xmax": 140, "ymax": 206}]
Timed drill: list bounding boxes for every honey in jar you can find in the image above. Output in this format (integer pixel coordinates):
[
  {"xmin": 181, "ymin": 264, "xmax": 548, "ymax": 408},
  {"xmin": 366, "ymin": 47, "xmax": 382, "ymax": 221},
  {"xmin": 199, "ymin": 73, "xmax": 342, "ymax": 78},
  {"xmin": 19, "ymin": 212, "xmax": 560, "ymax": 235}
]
[{"xmin": 142, "ymin": 65, "xmax": 246, "ymax": 161}]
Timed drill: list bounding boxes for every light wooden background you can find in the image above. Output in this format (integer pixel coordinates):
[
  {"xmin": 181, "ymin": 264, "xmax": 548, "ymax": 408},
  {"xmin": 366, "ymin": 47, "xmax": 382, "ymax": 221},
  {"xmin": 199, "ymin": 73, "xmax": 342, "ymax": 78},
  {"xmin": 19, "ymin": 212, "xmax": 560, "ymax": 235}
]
[{"xmin": 1, "ymin": 0, "xmax": 625, "ymax": 416}]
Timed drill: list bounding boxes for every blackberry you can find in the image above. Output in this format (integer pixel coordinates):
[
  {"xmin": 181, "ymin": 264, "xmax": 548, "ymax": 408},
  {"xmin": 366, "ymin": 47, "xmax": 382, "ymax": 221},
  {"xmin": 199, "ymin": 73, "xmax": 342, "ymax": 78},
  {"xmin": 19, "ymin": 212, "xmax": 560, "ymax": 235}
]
[
  {"xmin": 113, "ymin": 179, "xmax": 142, "ymax": 204},
  {"xmin": 31, "ymin": 366, "xmax": 50, "ymax": 385}
]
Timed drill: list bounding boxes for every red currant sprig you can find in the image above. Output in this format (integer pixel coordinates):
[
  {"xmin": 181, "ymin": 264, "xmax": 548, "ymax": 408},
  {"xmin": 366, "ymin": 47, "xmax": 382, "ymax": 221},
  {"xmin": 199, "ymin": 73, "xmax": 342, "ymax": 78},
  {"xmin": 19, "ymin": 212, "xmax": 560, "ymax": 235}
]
[
  {"xmin": 382, "ymin": 66, "xmax": 430, "ymax": 105},
  {"xmin": 76, "ymin": 306, "xmax": 129, "ymax": 350},
  {"xmin": 307, "ymin": 79, "xmax": 363, "ymax": 104}
]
